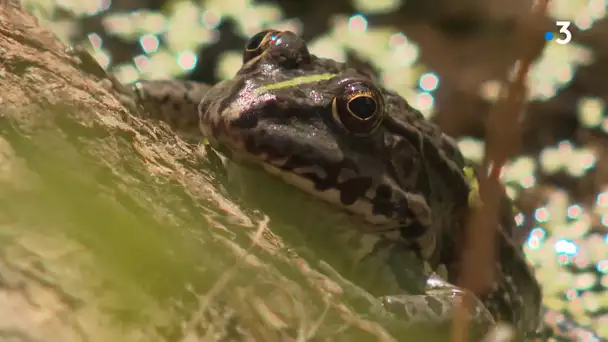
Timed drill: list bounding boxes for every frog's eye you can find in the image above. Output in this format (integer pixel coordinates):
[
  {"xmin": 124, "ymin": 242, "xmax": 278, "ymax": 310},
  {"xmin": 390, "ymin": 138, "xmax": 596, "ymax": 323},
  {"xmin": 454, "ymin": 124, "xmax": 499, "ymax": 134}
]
[
  {"xmin": 332, "ymin": 82, "xmax": 384, "ymax": 136},
  {"xmin": 243, "ymin": 29, "xmax": 280, "ymax": 63}
]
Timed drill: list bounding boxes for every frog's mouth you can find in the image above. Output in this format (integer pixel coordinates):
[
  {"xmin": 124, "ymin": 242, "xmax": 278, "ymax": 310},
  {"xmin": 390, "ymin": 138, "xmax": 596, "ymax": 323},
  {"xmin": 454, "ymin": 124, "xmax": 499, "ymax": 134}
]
[
  {"xmin": 201, "ymin": 107, "xmax": 417, "ymax": 231},
  {"xmin": 205, "ymin": 126, "xmax": 442, "ymax": 260},
  {"xmin": 211, "ymin": 130, "xmax": 401, "ymax": 231}
]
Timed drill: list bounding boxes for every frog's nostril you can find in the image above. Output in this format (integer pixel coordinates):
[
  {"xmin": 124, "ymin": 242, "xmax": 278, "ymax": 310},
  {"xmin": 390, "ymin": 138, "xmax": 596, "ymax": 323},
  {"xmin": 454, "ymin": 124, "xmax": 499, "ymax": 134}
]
[{"xmin": 270, "ymin": 31, "xmax": 311, "ymax": 68}]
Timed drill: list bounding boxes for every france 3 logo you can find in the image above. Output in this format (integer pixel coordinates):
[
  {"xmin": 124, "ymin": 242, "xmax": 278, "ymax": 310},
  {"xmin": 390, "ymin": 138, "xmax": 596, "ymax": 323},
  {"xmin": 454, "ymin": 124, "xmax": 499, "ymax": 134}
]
[{"xmin": 545, "ymin": 21, "xmax": 572, "ymax": 45}]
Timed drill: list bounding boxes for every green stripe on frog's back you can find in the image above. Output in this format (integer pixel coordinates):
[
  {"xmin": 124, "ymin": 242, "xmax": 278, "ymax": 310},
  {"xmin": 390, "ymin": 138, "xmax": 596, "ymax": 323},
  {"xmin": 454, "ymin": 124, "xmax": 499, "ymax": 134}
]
[{"xmin": 255, "ymin": 73, "xmax": 337, "ymax": 94}]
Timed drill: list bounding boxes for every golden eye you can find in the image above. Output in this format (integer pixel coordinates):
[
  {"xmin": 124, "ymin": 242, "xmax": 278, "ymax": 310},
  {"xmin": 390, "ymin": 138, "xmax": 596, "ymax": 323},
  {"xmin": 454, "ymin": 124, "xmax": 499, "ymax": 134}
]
[
  {"xmin": 243, "ymin": 29, "xmax": 281, "ymax": 63},
  {"xmin": 331, "ymin": 82, "xmax": 384, "ymax": 135}
]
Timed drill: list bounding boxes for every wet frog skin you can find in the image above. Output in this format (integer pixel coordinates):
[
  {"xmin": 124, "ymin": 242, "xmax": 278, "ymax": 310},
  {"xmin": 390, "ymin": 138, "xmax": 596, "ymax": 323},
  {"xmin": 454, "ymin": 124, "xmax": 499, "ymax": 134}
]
[{"xmin": 111, "ymin": 30, "xmax": 543, "ymax": 336}]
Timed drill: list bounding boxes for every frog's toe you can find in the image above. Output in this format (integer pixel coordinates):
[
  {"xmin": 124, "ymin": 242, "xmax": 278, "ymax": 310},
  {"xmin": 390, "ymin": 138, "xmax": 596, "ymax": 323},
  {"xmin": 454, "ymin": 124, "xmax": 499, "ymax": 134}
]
[{"xmin": 380, "ymin": 289, "xmax": 495, "ymax": 329}]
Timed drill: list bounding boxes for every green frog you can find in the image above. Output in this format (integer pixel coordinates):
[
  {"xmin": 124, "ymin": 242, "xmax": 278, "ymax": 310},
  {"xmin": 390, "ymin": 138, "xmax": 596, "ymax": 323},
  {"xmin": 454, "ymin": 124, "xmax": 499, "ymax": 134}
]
[{"xmin": 70, "ymin": 29, "xmax": 543, "ymax": 337}]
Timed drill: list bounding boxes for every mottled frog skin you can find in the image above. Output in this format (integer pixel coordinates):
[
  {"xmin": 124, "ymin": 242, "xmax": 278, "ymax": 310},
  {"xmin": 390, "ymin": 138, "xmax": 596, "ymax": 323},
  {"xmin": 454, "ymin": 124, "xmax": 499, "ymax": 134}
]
[{"xmin": 118, "ymin": 30, "xmax": 543, "ymax": 336}]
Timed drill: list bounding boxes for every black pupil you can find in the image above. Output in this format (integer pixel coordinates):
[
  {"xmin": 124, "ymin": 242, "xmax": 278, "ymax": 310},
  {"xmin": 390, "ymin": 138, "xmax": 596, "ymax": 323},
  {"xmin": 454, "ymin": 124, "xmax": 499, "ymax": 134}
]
[
  {"xmin": 246, "ymin": 31, "xmax": 269, "ymax": 51},
  {"xmin": 347, "ymin": 96, "xmax": 376, "ymax": 120}
]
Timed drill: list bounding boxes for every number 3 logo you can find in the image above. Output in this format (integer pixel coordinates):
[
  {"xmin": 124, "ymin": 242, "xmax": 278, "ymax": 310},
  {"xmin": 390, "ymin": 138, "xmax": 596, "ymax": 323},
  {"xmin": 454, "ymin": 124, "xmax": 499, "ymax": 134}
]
[{"xmin": 556, "ymin": 21, "xmax": 572, "ymax": 45}]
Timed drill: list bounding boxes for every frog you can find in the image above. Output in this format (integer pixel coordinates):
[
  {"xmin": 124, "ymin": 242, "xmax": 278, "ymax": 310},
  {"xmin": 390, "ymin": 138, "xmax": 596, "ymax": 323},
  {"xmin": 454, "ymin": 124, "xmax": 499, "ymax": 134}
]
[{"xmin": 67, "ymin": 29, "xmax": 543, "ymax": 337}]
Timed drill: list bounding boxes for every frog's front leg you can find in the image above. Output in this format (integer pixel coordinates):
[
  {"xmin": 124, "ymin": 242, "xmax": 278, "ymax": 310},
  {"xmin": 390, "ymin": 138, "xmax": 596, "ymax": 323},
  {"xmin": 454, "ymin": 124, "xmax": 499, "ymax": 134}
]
[
  {"xmin": 130, "ymin": 80, "xmax": 211, "ymax": 139},
  {"xmin": 65, "ymin": 46, "xmax": 210, "ymax": 139},
  {"xmin": 380, "ymin": 273, "xmax": 495, "ymax": 330},
  {"xmin": 319, "ymin": 257, "xmax": 493, "ymax": 333}
]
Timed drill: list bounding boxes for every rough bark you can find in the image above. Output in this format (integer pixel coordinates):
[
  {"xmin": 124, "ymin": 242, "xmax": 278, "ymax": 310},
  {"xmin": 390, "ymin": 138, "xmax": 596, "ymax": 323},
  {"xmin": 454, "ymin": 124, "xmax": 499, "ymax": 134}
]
[
  {"xmin": 0, "ymin": 3, "xmax": 214, "ymax": 341},
  {"xmin": 0, "ymin": 3, "xmax": 438, "ymax": 342}
]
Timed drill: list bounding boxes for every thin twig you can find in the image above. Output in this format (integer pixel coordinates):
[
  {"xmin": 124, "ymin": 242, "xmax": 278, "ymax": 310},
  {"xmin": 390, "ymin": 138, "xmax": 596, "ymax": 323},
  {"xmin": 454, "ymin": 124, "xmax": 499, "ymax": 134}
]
[{"xmin": 450, "ymin": 1, "xmax": 551, "ymax": 341}]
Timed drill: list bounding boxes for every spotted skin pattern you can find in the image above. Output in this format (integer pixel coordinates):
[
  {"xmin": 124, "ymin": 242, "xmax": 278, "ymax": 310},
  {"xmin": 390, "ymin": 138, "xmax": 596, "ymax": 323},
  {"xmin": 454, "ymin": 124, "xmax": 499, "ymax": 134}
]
[{"xmin": 96, "ymin": 30, "xmax": 544, "ymax": 336}]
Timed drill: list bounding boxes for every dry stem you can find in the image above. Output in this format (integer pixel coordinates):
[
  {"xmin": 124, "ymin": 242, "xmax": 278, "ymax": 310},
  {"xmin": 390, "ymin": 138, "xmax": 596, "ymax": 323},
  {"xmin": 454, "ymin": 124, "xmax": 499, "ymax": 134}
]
[{"xmin": 450, "ymin": 1, "xmax": 551, "ymax": 342}]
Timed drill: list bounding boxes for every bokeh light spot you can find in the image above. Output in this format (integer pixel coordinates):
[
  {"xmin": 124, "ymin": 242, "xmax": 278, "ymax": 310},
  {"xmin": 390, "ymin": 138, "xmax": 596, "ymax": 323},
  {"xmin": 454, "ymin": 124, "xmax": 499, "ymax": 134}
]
[
  {"xmin": 415, "ymin": 92, "xmax": 434, "ymax": 110},
  {"xmin": 201, "ymin": 10, "xmax": 221, "ymax": 29},
  {"xmin": 419, "ymin": 72, "xmax": 439, "ymax": 92},
  {"xmin": 597, "ymin": 260, "xmax": 607, "ymax": 274},
  {"xmin": 133, "ymin": 55, "xmax": 150, "ymax": 73},
  {"xmin": 177, "ymin": 50, "xmax": 197, "ymax": 71},
  {"xmin": 558, "ymin": 254, "xmax": 572, "ymax": 266},
  {"xmin": 565, "ymin": 289, "xmax": 578, "ymax": 300},
  {"xmin": 87, "ymin": 32, "xmax": 103, "ymax": 50},
  {"xmin": 139, "ymin": 34, "xmax": 160, "ymax": 54},
  {"xmin": 535, "ymin": 207, "xmax": 550, "ymax": 222},
  {"xmin": 527, "ymin": 227, "xmax": 546, "ymax": 250},
  {"xmin": 597, "ymin": 192, "xmax": 608, "ymax": 207},
  {"xmin": 567, "ymin": 204, "xmax": 583, "ymax": 219},
  {"xmin": 555, "ymin": 239, "xmax": 578, "ymax": 256},
  {"xmin": 515, "ymin": 213, "xmax": 524, "ymax": 227},
  {"xmin": 388, "ymin": 32, "xmax": 408, "ymax": 47},
  {"xmin": 347, "ymin": 14, "xmax": 368, "ymax": 32}
]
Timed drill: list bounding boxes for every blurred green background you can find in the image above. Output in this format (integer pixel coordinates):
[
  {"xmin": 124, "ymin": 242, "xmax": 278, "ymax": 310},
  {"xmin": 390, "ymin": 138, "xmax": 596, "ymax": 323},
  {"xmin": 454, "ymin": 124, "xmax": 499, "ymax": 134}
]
[{"xmin": 3, "ymin": 0, "xmax": 607, "ymax": 340}]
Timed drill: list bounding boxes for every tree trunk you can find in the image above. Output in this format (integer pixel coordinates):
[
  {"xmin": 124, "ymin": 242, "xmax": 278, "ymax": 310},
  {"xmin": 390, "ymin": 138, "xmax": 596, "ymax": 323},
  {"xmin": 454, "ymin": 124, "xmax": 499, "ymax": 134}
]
[{"xmin": 0, "ymin": 3, "xmax": 419, "ymax": 342}]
